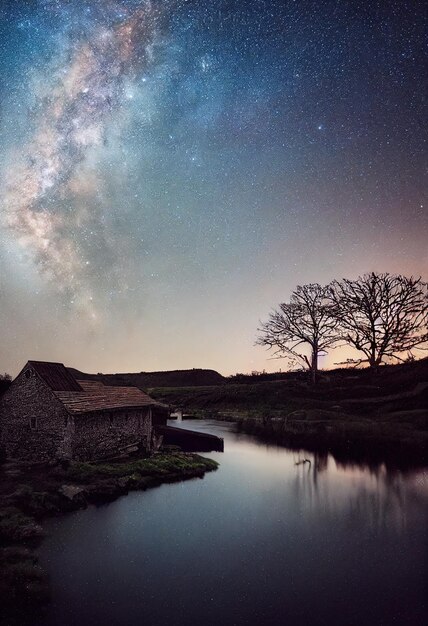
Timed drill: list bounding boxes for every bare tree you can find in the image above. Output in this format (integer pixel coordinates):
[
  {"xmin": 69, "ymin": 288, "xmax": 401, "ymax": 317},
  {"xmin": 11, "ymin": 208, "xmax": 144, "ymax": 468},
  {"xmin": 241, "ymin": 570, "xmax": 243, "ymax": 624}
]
[
  {"xmin": 257, "ymin": 284, "xmax": 339, "ymax": 383},
  {"xmin": 330, "ymin": 272, "xmax": 428, "ymax": 368}
]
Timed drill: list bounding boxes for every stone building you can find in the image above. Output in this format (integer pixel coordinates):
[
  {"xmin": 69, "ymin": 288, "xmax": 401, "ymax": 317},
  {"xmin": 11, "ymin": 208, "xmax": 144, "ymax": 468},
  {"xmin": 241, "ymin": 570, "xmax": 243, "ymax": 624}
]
[{"xmin": 0, "ymin": 361, "xmax": 167, "ymax": 464}]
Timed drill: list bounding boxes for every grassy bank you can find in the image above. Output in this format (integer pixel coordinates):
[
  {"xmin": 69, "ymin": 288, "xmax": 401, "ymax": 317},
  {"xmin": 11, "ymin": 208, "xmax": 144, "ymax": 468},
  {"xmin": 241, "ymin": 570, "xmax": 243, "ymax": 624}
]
[
  {"xmin": 0, "ymin": 452, "xmax": 218, "ymax": 611},
  {"xmin": 149, "ymin": 360, "xmax": 428, "ymax": 468},
  {"xmin": 235, "ymin": 412, "xmax": 427, "ymax": 468}
]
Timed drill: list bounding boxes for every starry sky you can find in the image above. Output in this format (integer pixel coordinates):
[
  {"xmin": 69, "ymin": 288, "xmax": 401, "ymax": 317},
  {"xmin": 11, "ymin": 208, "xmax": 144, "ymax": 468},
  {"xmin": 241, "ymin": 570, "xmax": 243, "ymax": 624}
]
[{"xmin": 0, "ymin": 0, "xmax": 427, "ymax": 376}]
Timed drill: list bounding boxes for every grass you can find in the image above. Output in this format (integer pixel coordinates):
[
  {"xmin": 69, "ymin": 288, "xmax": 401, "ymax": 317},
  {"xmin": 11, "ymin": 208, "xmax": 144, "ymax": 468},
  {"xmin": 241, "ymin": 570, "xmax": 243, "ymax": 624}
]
[
  {"xmin": 149, "ymin": 360, "xmax": 428, "ymax": 468},
  {"xmin": 236, "ymin": 413, "xmax": 428, "ymax": 468},
  {"xmin": 0, "ymin": 507, "xmax": 44, "ymax": 544},
  {"xmin": 63, "ymin": 453, "xmax": 218, "ymax": 483},
  {"xmin": 0, "ymin": 450, "xmax": 218, "ymax": 611},
  {"xmin": 149, "ymin": 359, "xmax": 428, "ymax": 415}
]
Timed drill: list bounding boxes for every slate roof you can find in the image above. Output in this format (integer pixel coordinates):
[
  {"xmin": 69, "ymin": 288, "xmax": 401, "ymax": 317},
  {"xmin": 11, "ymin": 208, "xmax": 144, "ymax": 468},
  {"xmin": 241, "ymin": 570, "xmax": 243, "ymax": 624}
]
[
  {"xmin": 23, "ymin": 361, "xmax": 163, "ymax": 415},
  {"xmin": 55, "ymin": 380, "xmax": 160, "ymax": 415},
  {"xmin": 27, "ymin": 361, "xmax": 83, "ymax": 392}
]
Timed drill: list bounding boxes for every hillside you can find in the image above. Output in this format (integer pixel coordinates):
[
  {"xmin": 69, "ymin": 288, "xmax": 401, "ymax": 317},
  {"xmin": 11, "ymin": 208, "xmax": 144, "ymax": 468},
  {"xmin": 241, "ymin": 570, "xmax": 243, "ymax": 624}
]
[
  {"xmin": 147, "ymin": 358, "xmax": 428, "ymax": 412},
  {"xmin": 67, "ymin": 367, "xmax": 225, "ymax": 389}
]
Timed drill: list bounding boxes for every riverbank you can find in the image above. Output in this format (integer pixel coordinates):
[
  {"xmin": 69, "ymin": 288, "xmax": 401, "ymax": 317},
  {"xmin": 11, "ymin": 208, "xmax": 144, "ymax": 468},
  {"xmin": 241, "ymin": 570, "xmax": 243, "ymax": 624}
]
[
  {"xmin": 20, "ymin": 420, "xmax": 427, "ymax": 626},
  {"xmin": 234, "ymin": 413, "xmax": 427, "ymax": 468},
  {"xmin": 0, "ymin": 452, "xmax": 218, "ymax": 611},
  {"xmin": 149, "ymin": 359, "xmax": 428, "ymax": 468}
]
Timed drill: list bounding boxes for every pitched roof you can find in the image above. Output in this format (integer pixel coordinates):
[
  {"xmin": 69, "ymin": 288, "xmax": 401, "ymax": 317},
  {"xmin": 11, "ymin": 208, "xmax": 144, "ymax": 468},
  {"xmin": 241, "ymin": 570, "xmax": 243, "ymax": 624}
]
[
  {"xmin": 27, "ymin": 361, "xmax": 82, "ymax": 392},
  {"xmin": 22, "ymin": 361, "xmax": 164, "ymax": 415},
  {"xmin": 54, "ymin": 380, "xmax": 161, "ymax": 415}
]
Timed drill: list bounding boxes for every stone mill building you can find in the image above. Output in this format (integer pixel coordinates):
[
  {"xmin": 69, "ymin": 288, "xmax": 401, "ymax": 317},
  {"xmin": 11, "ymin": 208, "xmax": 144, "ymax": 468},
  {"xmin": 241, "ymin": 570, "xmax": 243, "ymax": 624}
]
[{"xmin": 0, "ymin": 361, "xmax": 167, "ymax": 464}]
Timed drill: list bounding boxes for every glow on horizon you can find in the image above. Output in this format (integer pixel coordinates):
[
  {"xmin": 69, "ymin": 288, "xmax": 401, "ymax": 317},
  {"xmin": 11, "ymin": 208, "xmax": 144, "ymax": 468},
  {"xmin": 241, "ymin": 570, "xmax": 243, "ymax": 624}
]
[{"xmin": 0, "ymin": 1, "xmax": 426, "ymax": 377}]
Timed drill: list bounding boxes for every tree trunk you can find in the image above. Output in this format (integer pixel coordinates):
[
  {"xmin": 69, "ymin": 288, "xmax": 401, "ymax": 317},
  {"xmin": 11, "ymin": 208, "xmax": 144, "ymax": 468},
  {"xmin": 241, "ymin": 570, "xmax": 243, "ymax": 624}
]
[
  {"xmin": 311, "ymin": 348, "xmax": 318, "ymax": 384},
  {"xmin": 369, "ymin": 345, "xmax": 377, "ymax": 369},
  {"xmin": 369, "ymin": 351, "xmax": 382, "ymax": 380}
]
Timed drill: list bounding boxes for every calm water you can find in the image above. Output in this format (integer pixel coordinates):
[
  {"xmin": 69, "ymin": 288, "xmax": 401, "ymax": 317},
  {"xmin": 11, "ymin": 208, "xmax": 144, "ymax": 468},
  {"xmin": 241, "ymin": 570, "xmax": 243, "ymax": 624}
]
[{"xmin": 34, "ymin": 420, "xmax": 427, "ymax": 626}]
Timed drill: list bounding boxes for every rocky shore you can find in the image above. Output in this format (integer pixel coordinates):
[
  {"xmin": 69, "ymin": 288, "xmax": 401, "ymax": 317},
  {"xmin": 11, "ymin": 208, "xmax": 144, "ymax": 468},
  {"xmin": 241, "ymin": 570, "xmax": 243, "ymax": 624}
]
[{"xmin": 0, "ymin": 451, "xmax": 218, "ymax": 613}]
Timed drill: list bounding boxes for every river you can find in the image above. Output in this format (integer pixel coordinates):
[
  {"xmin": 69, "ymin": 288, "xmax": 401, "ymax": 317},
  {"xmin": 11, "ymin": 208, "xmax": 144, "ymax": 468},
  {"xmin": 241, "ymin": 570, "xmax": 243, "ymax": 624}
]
[{"xmin": 33, "ymin": 420, "xmax": 427, "ymax": 626}]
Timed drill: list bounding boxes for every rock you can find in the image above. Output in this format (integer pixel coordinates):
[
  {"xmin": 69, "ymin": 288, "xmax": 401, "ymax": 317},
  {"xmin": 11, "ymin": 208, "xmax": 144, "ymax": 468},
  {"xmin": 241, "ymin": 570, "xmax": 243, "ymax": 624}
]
[
  {"xmin": 58, "ymin": 484, "xmax": 86, "ymax": 503},
  {"xmin": 86, "ymin": 480, "xmax": 123, "ymax": 504}
]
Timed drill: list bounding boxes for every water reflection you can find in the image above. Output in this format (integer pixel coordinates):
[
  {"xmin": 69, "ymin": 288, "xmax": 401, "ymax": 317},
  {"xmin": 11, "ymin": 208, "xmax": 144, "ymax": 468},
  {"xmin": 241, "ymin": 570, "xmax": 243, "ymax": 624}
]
[
  {"xmin": 291, "ymin": 453, "xmax": 424, "ymax": 533},
  {"xmin": 180, "ymin": 419, "xmax": 428, "ymax": 533},
  {"xmin": 32, "ymin": 420, "xmax": 427, "ymax": 626}
]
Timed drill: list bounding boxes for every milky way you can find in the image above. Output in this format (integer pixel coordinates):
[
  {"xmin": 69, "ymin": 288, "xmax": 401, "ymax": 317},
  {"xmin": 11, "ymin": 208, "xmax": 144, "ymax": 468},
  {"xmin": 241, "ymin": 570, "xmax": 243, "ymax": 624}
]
[
  {"xmin": 0, "ymin": 0, "xmax": 426, "ymax": 374},
  {"xmin": 2, "ymin": 2, "xmax": 164, "ymax": 315}
]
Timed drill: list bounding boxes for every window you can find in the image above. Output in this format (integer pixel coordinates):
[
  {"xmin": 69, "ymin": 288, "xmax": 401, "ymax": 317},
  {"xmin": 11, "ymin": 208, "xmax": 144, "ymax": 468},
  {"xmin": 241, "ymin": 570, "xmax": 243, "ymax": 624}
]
[
  {"xmin": 30, "ymin": 416, "xmax": 38, "ymax": 429},
  {"xmin": 25, "ymin": 369, "xmax": 33, "ymax": 379}
]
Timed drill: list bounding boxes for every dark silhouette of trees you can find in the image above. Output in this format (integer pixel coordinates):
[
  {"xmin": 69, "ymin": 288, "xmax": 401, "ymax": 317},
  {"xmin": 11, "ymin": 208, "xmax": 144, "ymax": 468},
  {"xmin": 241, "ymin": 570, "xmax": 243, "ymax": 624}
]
[
  {"xmin": 0, "ymin": 373, "xmax": 11, "ymax": 395},
  {"xmin": 330, "ymin": 272, "xmax": 428, "ymax": 368},
  {"xmin": 257, "ymin": 284, "xmax": 339, "ymax": 383}
]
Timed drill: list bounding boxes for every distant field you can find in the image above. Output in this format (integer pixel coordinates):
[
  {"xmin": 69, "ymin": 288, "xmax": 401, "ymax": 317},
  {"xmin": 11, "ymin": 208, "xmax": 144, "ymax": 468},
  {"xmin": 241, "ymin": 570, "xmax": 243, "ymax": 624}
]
[{"xmin": 148, "ymin": 358, "xmax": 428, "ymax": 417}]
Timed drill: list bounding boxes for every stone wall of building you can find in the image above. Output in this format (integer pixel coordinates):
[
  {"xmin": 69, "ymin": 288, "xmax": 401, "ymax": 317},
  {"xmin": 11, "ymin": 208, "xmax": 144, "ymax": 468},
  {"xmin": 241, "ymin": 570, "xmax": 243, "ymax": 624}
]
[
  {"xmin": 0, "ymin": 369, "xmax": 72, "ymax": 463},
  {"xmin": 72, "ymin": 408, "xmax": 152, "ymax": 461},
  {"xmin": 0, "ymin": 365, "xmax": 156, "ymax": 463}
]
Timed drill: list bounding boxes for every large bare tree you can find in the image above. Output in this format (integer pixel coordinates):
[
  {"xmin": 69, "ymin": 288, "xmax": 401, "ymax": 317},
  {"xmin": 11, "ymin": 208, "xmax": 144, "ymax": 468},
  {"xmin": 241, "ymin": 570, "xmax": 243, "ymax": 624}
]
[
  {"xmin": 257, "ymin": 284, "xmax": 339, "ymax": 383},
  {"xmin": 330, "ymin": 272, "xmax": 428, "ymax": 368}
]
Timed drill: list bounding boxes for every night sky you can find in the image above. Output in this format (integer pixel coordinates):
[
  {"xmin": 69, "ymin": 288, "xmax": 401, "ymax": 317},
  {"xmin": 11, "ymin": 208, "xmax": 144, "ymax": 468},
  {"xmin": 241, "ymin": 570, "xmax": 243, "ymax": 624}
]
[{"xmin": 0, "ymin": 0, "xmax": 427, "ymax": 376}]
